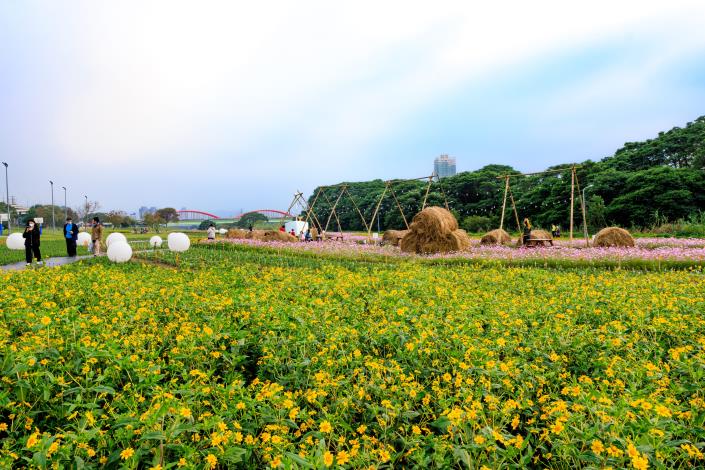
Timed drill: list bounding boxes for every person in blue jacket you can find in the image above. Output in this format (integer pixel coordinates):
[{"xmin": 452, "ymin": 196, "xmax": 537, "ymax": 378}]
[
  {"xmin": 64, "ymin": 216, "xmax": 79, "ymax": 256},
  {"xmin": 23, "ymin": 218, "xmax": 42, "ymax": 266}
]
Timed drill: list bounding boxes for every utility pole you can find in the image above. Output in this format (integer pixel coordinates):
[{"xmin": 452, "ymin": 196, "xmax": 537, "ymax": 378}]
[
  {"xmin": 84, "ymin": 195, "xmax": 88, "ymax": 226},
  {"xmin": 2, "ymin": 162, "xmax": 9, "ymax": 231},
  {"xmin": 50, "ymin": 180, "xmax": 56, "ymax": 230},
  {"xmin": 62, "ymin": 187, "xmax": 67, "ymax": 221}
]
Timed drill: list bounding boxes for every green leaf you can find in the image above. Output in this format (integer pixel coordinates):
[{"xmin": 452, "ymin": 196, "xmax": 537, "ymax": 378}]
[{"xmin": 285, "ymin": 452, "xmax": 314, "ymax": 468}]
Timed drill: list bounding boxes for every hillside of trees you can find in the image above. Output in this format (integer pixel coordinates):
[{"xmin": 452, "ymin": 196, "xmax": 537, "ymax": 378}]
[{"xmin": 307, "ymin": 116, "xmax": 705, "ymax": 233}]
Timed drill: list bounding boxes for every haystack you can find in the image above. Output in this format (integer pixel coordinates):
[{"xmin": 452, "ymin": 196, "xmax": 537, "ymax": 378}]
[
  {"xmin": 400, "ymin": 207, "xmax": 470, "ymax": 254},
  {"xmin": 244, "ymin": 230, "xmax": 266, "ymax": 240},
  {"xmin": 382, "ymin": 229, "xmax": 409, "ymax": 246},
  {"xmin": 480, "ymin": 228, "xmax": 511, "ymax": 245},
  {"xmin": 263, "ymin": 230, "xmax": 299, "ymax": 243},
  {"xmin": 226, "ymin": 229, "xmax": 248, "ymax": 239},
  {"xmin": 248, "ymin": 230, "xmax": 298, "ymax": 243},
  {"xmin": 517, "ymin": 229, "xmax": 553, "ymax": 246},
  {"xmin": 593, "ymin": 227, "xmax": 635, "ymax": 247}
]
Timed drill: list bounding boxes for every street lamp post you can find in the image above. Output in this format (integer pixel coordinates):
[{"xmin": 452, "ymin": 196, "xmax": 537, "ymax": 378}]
[
  {"xmin": 582, "ymin": 184, "xmax": 594, "ymax": 245},
  {"xmin": 62, "ymin": 187, "xmax": 67, "ymax": 221},
  {"xmin": 2, "ymin": 162, "xmax": 9, "ymax": 231},
  {"xmin": 84, "ymin": 195, "xmax": 88, "ymax": 226},
  {"xmin": 50, "ymin": 180, "xmax": 55, "ymax": 231}
]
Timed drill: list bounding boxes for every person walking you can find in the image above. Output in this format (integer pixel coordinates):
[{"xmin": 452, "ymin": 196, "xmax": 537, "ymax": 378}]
[
  {"xmin": 64, "ymin": 216, "xmax": 79, "ymax": 256},
  {"xmin": 23, "ymin": 218, "xmax": 42, "ymax": 266},
  {"xmin": 207, "ymin": 223, "xmax": 216, "ymax": 240},
  {"xmin": 91, "ymin": 217, "xmax": 103, "ymax": 256}
]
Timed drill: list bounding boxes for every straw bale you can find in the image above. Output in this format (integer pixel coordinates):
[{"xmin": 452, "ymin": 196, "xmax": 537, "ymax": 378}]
[
  {"xmin": 593, "ymin": 226, "xmax": 635, "ymax": 247},
  {"xmin": 480, "ymin": 228, "xmax": 511, "ymax": 245}
]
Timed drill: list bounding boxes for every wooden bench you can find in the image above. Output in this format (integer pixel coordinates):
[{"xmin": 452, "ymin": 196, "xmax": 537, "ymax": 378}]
[{"xmin": 524, "ymin": 238, "xmax": 553, "ymax": 247}]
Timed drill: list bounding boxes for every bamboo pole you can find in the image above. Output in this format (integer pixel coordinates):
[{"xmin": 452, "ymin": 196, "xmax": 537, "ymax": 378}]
[
  {"xmin": 499, "ymin": 175, "xmax": 509, "ymax": 231},
  {"xmin": 569, "ymin": 167, "xmax": 575, "ymax": 246},
  {"xmin": 508, "ymin": 183, "xmax": 522, "ymax": 234},
  {"xmin": 301, "ymin": 191, "xmax": 325, "ymax": 232},
  {"xmin": 342, "ymin": 187, "xmax": 370, "ymax": 232},
  {"xmin": 367, "ymin": 182, "xmax": 390, "ymax": 238},
  {"xmin": 496, "ymin": 166, "xmax": 582, "ymax": 178},
  {"xmin": 389, "ymin": 186, "xmax": 409, "ymax": 229},
  {"xmin": 285, "ymin": 192, "xmax": 303, "ymax": 220},
  {"xmin": 575, "ymin": 173, "xmax": 589, "ymax": 247},
  {"xmin": 436, "ymin": 176, "xmax": 451, "ymax": 211},
  {"xmin": 322, "ymin": 188, "xmax": 345, "ymax": 233},
  {"xmin": 421, "ymin": 175, "xmax": 434, "ymax": 209}
]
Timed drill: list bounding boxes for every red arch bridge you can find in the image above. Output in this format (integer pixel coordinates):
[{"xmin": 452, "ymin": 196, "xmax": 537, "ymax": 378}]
[{"xmin": 177, "ymin": 209, "xmax": 295, "ymax": 221}]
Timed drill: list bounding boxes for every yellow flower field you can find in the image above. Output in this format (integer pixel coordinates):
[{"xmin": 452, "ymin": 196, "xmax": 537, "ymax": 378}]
[{"xmin": 1, "ymin": 246, "xmax": 704, "ymax": 468}]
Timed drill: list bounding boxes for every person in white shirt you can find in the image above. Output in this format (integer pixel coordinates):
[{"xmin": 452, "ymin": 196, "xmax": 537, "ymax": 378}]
[{"xmin": 207, "ymin": 223, "xmax": 216, "ymax": 240}]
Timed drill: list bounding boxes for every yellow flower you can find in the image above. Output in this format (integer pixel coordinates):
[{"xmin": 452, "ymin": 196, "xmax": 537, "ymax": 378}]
[
  {"xmin": 206, "ymin": 453, "xmax": 217, "ymax": 469},
  {"xmin": 474, "ymin": 435, "xmax": 486, "ymax": 445},
  {"xmin": 179, "ymin": 408, "xmax": 192, "ymax": 418},
  {"xmin": 337, "ymin": 450, "xmax": 350, "ymax": 465},
  {"xmin": 41, "ymin": 316, "xmax": 51, "ymax": 326},
  {"xmin": 120, "ymin": 448, "xmax": 135, "ymax": 460},
  {"xmin": 591, "ymin": 439, "xmax": 605, "ymax": 455},
  {"xmin": 26, "ymin": 432, "xmax": 40, "ymax": 449},
  {"xmin": 177, "ymin": 458, "xmax": 187, "ymax": 467},
  {"xmin": 323, "ymin": 451, "xmax": 334, "ymax": 467},
  {"xmin": 320, "ymin": 421, "xmax": 332, "ymax": 433},
  {"xmin": 0, "ymin": 423, "xmax": 8, "ymax": 431},
  {"xmin": 631, "ymin": 454, "xmax": 649, "ymax": 470},
  {"xmin": 356, "ymin": 425, "xmax": 366, "ymax": 434},
  {"xmin": 550, "ymin": 421, "xmax": 565, "ymax": 434}
]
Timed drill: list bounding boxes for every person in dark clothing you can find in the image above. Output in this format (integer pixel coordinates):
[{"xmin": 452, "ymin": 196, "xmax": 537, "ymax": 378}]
[
  {"xmin": 23, "ymin": 218, "xmax": 42, "ymax": 266},
  {"xmin": 522, "ymin": 218, "xmax": 532, "ymax": 246},
  {"xmin": 63, "ymin": 216, "xmax": 79, "ymax": 256}
]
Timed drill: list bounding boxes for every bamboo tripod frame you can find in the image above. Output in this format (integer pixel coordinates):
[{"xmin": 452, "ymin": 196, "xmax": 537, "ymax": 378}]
[
  {"xmin": 497, "ymin": 166, "xmax": 589, "ymax": 246},
  {"xmin": 287, "ymin": 184, "xmax": 371, "ymax": 237},
  {"xmin": 366, "ymin": 174, "xmax": 449, "ymax": 238},
  {"xmin": 290, "ymin": 173, "xmax": 451, "ymax": 240}
]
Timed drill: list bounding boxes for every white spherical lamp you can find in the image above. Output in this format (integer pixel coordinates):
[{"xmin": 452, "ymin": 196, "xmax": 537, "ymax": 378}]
[
  {"xmin": 107, "ymin": 241, "xmax": 132, "ymax": 263},
  {"xmin": 77, "ymin": 232, "xmax": 91, "ymax": 247},
  {"xmin": 106, "ymin": 232, "xmax": 127, "ymax": 248},
  {"xmin": 6, "ymin": 233, "xmax": 24, "ymax": 250},
  {"xmin": 219, "ymin": 228, "xmax": 227, "ymax": 235},
  {"xmin": 168, "ymin": 232, "xmax": 190, "ymax": 252},
  {"xmin": 149, "ymin": 235, "xmax": 163, "ymax": 248}
]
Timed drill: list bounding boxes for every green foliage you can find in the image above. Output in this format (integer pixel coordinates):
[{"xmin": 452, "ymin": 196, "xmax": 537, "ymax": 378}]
[
  {"xmin": 156, "ymin": 207, "xmax": 179, "ymax": 224},
  {"xmin": 461, "ymin": 215, "xmax": 494, "ymax": 233},
  {"xmin": 308, "ymin": 117, "xmax": 705, "ymax": 230},
  {"xmin": 236, "ymin": 212, "xmax": 268, "ymax": 228}
]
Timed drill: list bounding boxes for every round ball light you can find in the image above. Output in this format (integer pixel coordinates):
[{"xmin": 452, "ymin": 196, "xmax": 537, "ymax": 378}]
[
  {"xmin": 107, "ymin": 241, "xmax": 133, "ymax": 263},
  {"xmin": 168, "ymin": 232, "xmax": 190, "ymax": 252},
  {"xmin": 149, "ymin": 235, "xmax": 163, "ymax": 248},
  {"xmin": 106, "ymin": 232, "xmax": 127, "ymax": 248},
  {"xmin": 77, "ymin": 232, "xmax": 92, "ymax": 247},
  {"xmin": 6, "ymin": 232, "xmax": 24, "ymax": 250}
]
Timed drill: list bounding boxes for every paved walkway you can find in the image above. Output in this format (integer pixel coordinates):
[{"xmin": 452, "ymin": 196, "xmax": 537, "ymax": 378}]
[
  {"xmin": 1, "ymin": 254, "xmax": 98, "ymax": 272},
  {"xmin": 1, "ymin": 248, "xmax": 166, "ymax": 272}
]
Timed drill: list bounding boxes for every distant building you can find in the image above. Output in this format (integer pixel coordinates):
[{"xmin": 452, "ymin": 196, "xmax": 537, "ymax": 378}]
[
  {"xmin": 434, "ymin": 154, "xmax": 457, "ymax": 178},
  {"xmin": 138, "ymin": 206, "xmax": 157, "ymax": 219}
]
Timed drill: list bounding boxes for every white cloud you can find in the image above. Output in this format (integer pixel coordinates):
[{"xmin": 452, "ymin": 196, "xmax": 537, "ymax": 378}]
[{"xmin": 2, "ymin": 0, "xmax": 705, "ymax": 208}]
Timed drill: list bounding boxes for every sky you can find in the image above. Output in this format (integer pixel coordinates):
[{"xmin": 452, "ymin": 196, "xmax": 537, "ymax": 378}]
[{"xmin": 1, "ymin": 1, "xmax": 705, "ymax": 217}]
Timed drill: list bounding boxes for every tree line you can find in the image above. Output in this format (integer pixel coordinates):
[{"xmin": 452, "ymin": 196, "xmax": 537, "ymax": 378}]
[{"xmin": 307, "ymin": 116, "xmax": 705, "ymax": 233}]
